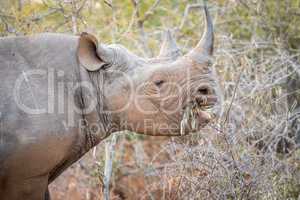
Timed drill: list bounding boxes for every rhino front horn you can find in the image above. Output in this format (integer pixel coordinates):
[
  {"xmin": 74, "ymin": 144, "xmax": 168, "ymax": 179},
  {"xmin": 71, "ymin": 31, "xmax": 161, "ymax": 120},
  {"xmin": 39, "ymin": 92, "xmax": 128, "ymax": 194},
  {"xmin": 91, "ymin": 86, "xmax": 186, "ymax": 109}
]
[{"xmin": 186, "ymin": 2, "xmax": 214, "ymax": 62}]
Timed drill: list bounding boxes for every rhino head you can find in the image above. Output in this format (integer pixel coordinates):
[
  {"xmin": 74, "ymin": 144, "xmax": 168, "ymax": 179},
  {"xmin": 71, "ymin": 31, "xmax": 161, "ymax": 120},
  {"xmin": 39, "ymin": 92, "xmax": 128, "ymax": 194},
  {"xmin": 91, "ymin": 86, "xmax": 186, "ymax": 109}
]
[{"xmin": 77, "ymin": 5, "xmax": 219, "ymax": 137}]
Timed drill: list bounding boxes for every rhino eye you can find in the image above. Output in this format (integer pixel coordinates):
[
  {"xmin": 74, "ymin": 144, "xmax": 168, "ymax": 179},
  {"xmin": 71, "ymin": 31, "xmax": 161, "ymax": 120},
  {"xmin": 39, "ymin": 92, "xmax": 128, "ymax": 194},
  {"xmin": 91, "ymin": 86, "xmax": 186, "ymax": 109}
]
[
  {"xmin": 154, "ymin": 80, "xmax": 165, "ymax": 87},
  {"xmin": 102, "ymin": 63, "xmax": 111, "ymax": 70}
]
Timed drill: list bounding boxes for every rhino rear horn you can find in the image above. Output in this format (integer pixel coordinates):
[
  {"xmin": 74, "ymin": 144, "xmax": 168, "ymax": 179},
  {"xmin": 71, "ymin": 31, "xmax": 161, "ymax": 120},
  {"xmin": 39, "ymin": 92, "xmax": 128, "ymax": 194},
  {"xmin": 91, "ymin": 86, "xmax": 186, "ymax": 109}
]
[{"xmin": 158, "ymin": 30, "xmax": 181, "ymax": 60}]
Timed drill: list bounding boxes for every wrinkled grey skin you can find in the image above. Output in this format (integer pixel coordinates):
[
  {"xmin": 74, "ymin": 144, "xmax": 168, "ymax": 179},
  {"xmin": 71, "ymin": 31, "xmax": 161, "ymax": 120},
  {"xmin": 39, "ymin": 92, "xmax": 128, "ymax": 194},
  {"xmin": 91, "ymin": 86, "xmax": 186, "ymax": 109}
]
[
  {"xmin": 0, "ymin": 5, "xmax": 218, "ymax": 200},
  {"xmin": 0, "ymin": 34, "xmax": 90, "ymax": 200}
]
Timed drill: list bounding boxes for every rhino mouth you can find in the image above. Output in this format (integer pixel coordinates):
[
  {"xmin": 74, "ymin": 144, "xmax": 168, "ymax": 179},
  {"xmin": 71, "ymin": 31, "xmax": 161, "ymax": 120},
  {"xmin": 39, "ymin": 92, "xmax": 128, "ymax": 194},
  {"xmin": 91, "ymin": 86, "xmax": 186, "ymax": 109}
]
[{"xmin": 180, "ymin": 96, "xmax": 218, "ymax": 135}]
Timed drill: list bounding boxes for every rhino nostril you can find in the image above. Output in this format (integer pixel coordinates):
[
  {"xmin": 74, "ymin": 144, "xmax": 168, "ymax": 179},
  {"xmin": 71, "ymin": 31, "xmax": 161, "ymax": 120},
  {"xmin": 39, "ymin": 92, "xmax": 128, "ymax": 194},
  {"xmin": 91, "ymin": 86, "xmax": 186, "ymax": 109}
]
[{"xmin": 198, "ymin": 87, "xmax": 210, "ymax": 95}]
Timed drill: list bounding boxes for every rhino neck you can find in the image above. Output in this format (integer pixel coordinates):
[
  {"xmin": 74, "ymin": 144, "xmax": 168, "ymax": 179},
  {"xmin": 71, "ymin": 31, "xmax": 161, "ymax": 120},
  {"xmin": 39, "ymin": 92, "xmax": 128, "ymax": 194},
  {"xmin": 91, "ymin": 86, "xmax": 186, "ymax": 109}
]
[
  {"xmin": 78, "ymin": 67, "xmax": 119, "ymax": 150},
  {"xmin": 88, "ymin": 70, "xmax": 120, "ymax": 134}
]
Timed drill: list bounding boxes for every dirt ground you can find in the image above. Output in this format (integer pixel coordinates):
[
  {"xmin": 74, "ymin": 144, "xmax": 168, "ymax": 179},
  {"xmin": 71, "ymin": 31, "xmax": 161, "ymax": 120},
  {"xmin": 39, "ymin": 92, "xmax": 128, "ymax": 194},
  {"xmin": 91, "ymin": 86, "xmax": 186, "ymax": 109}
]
[
  {"xmin": 50, "ymin": 164, "xmax": 102, "ymax": 200},
  {"xmin": 49, "ymin": 136, "xmax": 176, "ymax": 200}
]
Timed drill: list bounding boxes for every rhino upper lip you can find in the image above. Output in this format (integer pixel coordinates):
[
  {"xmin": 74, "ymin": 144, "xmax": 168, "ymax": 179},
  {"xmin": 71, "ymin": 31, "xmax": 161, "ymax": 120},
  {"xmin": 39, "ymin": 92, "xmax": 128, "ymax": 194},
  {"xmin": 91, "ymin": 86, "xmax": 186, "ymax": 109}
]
[
  {"xmin": 183, "ymin": 95, "xmax": 218, "ymax": 114},
  {"xmin": 196, "ymin": 96, "xmax": 217, "ymax": 108},
  {"xmin": 194, "ymin": 96, "xmax": 218, "ymax": 119},
  {"xmin": 180, "ymin": 96, "xmax": 218, "ymax": 135}
]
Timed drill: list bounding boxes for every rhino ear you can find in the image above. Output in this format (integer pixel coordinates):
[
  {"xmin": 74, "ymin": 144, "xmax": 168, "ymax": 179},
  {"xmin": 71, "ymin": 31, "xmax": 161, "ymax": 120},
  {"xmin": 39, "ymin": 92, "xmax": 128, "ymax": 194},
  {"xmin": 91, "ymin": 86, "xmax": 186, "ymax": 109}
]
[{"xmin": 77, "ymin": 32, "xmax": 106, "ymax": 71}]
